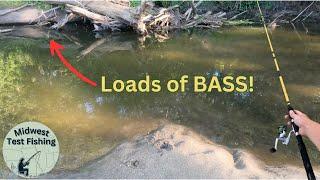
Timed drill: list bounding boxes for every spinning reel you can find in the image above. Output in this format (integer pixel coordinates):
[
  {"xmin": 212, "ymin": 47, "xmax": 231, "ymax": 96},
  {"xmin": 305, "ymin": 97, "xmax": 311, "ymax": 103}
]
[{"xmin": 270, "ymin": 125, "xmax": 293, "ymax": 153}]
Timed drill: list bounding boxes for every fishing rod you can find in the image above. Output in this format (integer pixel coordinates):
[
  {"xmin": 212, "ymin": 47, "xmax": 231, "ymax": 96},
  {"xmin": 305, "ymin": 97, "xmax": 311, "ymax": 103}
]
[
  {"xmin": 256, "ymin": 1, "xmax": 315, "ymax": 180},
  {"xmin": 25, "ymin": 151, "xmax": 41, "ymax": 164}
]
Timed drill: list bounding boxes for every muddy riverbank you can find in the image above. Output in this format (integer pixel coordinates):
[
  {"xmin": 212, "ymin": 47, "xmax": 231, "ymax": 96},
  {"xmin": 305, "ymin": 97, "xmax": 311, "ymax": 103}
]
[
  {"xmin": 41, "ymin": 123, "xmax": 319, "ymax": 178},
  {"xmin": 3, "ymin": 123, "xmax": 318, "ymax": 178}
]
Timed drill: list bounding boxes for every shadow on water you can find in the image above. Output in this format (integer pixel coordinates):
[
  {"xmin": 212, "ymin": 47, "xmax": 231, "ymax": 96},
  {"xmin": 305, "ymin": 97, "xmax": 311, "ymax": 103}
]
[{"xmin": 0, "ymin": 24, "xmax": 319, "ymax": 171}]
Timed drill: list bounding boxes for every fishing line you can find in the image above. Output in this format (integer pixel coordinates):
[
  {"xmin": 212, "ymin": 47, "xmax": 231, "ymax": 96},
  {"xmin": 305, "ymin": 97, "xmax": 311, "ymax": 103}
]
[{"xmin": 256, "ymin": 1, "xmax": 315, "ymax": 179}]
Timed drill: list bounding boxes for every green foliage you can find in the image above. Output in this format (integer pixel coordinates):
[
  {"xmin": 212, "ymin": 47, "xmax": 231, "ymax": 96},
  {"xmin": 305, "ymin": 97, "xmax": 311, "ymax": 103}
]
[
  {"xmin": 158, "ymin": 1, "xmax": 183, "ymax": 7},
  {"xmin": 235, "ymin": 1, "xmax": 274, "ymax": 11},
  {"xmin": 31, "ymin": 1, "xmax": 52, "ymax": 10},
  {"xmin": 0, "ymin": 0, "xmax": 52, "ymax": 10},
  {"xmin": 260, "ymin": 1, "xmax": 274, "ymax": 10},
  {"xmin": 0, "ymin": 50, "xmax": 35, "ymax": 127},
  {"xmin": 237, "ymin": 2, "xmax": 257, "ymax": 11},
  {"xmin": 129, "ymin": 0, "xmax": 141, "ymax": 7},
  {"xmin": 184, "ymin": 1, "xmax": 277, "ymax": 12},
  {"xmin": 0, "ymin": 1, "xmax": 24, "ymax": 8}
]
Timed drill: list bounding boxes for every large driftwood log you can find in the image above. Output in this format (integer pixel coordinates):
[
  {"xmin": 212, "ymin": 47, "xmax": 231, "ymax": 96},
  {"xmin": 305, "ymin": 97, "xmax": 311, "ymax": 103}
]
[
  {"xmin": 0, "ymin": 6, "xmax": 43, "ymax": 25},
  {"xmin": 47, "ymin": 0, "xmax": 142, "ymax": 32},
  {"xmin": 0, "ymin": 5, "xmax": 68, "ymax": 26},
  {"xmin": 0, "ymin": 4, "xmax": 30, "ymax": 16},
  {"xmin": 65, "ymin": 4, "xmax": 124, "ymax": 31},
  {"xmin": 65, "ymin": 4, "xmax": 110, "ymax": 23},
  {"xmin": 46, "ymin": 0, "xmax": 136, "ymax": 25}
]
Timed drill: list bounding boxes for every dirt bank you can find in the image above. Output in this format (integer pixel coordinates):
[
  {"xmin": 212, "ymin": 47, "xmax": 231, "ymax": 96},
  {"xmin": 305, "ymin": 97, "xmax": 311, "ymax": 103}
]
[{"xmin": 40, "ymin": 124, "xmax": 318, "ymax": 179}]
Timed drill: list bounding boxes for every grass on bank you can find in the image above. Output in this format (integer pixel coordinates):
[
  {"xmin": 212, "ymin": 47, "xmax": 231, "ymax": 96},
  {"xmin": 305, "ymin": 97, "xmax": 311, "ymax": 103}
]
[{"xmin": 0, "ymin": 1, "xmax": 52, "ymax": 10}]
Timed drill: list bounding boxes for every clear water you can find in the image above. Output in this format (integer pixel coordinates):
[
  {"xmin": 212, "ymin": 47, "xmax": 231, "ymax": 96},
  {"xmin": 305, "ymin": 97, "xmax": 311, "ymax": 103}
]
[{"xmin": 0, "ymin": 25, "xmax": 319, "ymax": 171}]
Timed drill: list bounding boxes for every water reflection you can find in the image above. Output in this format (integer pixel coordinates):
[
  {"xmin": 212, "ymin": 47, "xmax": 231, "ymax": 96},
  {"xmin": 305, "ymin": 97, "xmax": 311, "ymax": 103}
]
[{"xmin": 0, "ymin": 25, "xmax": 319, "ymax": 171}]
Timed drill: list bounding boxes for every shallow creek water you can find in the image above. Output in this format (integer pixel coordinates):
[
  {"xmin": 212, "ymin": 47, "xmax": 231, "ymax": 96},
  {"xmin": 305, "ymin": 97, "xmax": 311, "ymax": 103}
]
[{"xmin": 0, "ymin": 25, "xmax": 319, "ymax": 171}]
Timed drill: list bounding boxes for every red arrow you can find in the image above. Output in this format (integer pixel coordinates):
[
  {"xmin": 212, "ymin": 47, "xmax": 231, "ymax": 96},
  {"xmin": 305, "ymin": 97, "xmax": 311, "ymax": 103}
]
[{"xmin": 49, "ymin": 40, "xmax": 97, "ymax": 87}]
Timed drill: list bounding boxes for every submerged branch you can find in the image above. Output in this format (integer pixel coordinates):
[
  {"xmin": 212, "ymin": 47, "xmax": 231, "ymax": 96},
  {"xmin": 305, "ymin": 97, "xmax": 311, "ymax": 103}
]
[{"xmin": 77, "ymin": 38, "xmax": 107, "ymax": 59}]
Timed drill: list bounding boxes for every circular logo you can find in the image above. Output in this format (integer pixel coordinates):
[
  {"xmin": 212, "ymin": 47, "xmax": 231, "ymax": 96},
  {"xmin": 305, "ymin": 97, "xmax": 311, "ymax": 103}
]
[{"xmin": 2, "ymin": 121, "xmax": 59, "ymax": 178}]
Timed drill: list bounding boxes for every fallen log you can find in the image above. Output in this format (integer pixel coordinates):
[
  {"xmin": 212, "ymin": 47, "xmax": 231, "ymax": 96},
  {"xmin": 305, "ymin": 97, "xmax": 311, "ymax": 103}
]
[
  {"xmin": 0, "ymin": 6, "xmax": 67, "ymax": 26},
  {"xmin": 65, "ymin": 4, "xmax": 124, "ymax": 31},
  {"xmin": 47, "ymin": 0, "xmax": 137, "ymax": 25},
  {"xmin": 112, "ymin": 0, "xmax": 130, "ymax": 7},
  {"xmin": 47, "ymin": 0, "xmax": 143, "ymax": 32},
  {"xmin": 0, "ymin": 1, "xmax": 226, "ymax": 36},
  {"xmin": 46, "ymin": 0, "xmax": 226, "ymax": 34},
  {"xmin": 65, "ymin": 4, "xmax": 109, "ymax": 23},
  {"xmin": 0, "ymin": 6, "xmax": 43, "ymax": 25},
  {"xmin": 0, "ymin": 4, "xmax": 30, "ymax": 16}
]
